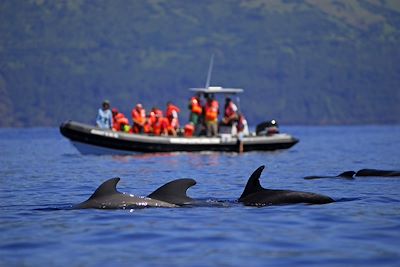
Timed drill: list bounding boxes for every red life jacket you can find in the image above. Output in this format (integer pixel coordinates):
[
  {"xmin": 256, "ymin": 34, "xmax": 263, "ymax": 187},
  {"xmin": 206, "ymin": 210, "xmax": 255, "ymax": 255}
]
[
  {"xmin": 166, "ymin": 104, "xmax": 180, "ymax": 128},
  {"xmin": 113, "ymin": 112, "xmax": 129, "ymax": 131},
  {"xmin": 224, "ymin": 102, "xmax": 237, "ymax": 118},
  {"xmin": 152, "ymin": 117, "xmax": 168, "ymax": 135}
]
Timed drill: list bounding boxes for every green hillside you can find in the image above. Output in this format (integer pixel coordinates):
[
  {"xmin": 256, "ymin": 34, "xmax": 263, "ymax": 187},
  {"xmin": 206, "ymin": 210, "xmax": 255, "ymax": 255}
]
[{"xmin": 0, "ymin": 0, "xmax": 399, "ymax": 127}]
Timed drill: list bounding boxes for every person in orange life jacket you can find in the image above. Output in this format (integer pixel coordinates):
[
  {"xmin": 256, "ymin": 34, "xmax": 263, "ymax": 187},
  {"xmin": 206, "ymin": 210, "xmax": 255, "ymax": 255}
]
[
  {"xmin": 166, "ymin": 101, "xmax": 180, "ymax": 136},
  {"xmin": 149, "ymin": 107, "xmax": 168, "ymax": 136},
  {"xmin": 112, "ymin": 108, "xmax": 131, "ymax": 132},
  {"xmin": 222, "ymin": 97, "xmax": 239, "ymax": 126},
  {"xmin": 204, "ymin": 95, "xmax": 219, "ymax": 137},
  {"xmin": 147, "ymin": 107, "xmax": 161, "ymax": 132},
  {"xmin": 188, "ymin": 94, "xmax": 202, "ymax": 125},
  {"xmin": 96, "ymin": 100, "xmax": 113, "ymax": 129},
  {"xmin": 188, "ymin": 93, "xmax": 203, "ymax": 136},
  {"xmin": 131, "ymin": 103, "xmax": 146, "ymax": 134}
]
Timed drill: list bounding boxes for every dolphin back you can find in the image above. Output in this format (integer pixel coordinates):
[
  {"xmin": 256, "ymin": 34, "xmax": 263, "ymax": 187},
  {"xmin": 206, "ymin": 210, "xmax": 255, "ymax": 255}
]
[
  {"xmin": 304, "ymin": 171, "xmax": 355, "ymax": 180},
  {"xmin": 337, "ymin": 171, "xmax": 356, "ymax": 178},
  {"xmin": 238, "ymin": 165, "xmax": 265, "ymax": 201},
  {"xmin": 147, "ymin": 178, "xmax": 196, "ymax": 205},
  {"xmin": 356, "ymin": 169, "xmax": 400, "ymax": 177}
]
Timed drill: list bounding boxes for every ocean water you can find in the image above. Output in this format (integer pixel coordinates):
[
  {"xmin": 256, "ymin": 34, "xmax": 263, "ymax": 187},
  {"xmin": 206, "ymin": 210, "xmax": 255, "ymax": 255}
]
[{"xmin": 0, "ymin": 125, "xmax": 399, "ymax": 266}]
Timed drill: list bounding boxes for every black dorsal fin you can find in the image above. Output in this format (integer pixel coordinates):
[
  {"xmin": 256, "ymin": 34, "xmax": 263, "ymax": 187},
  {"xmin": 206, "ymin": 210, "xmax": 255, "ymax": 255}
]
[
  {"xmin": 147, "ymin": 178, "xmax": 196, "ymax": 205},
  {"xmin": 88, "ymin": 178, "xmax": 121, "ymax": 200},
  {"xmin": 239, "ymin": 165, "xmax": 265, "ymax": 201},
  {"xmin": 337, "ymin": 171, "xmax": 356, "ymax": 178}
]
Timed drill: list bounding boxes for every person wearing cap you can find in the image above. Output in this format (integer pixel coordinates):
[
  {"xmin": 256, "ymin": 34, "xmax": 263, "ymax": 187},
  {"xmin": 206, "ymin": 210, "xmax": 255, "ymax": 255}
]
[
  {"xmin": 96, "ymin": 100, "xmax": 113, "ymax": 129},
  {"xmin": 131, "ymin": 103, "xmax": 146, "ymax": 134}
]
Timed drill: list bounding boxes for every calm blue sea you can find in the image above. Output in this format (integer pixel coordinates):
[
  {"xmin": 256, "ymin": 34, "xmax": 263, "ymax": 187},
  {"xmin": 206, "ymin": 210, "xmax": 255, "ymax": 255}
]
[{"xmin": 1, "ymin": 125, "xmax": 400, "ymax": 267}]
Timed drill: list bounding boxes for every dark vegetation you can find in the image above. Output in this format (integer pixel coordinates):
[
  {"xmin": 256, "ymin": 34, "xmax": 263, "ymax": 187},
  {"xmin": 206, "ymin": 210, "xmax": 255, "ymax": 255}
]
[{"xmin": 0, "ymin": 0, "xmax": 399, "ymax": 127}]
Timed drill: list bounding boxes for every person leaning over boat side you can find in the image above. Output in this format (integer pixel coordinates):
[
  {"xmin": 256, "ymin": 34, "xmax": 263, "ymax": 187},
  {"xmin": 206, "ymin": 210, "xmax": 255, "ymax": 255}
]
[
  {"xmin": 131, "ymin": 103, "xmax": 146, "ymax": 134},
  {"xmin": 237, "ymin": 112, "xmax": 249, "ymax": 136},
  {"xmin": 204, "ymin": 94, "xmax": 219, "ymax": 137},
  {"xmin": 166, "ymin": 101, "xmax": 180, "ymax": 136},
  {"xmin": 188, "ymin": 93, "xmax": 203, "ymax": 135},
  {"xmin": 222, "ymin": 97, "xmax": 239, "ymax": 126},
  {"xmin": 96, "ymin": 100, "xmax": 113, "ymax": 129},
  {"xmin": 112, "ymin": 108, "xmax": 131, "ymax": 132}
]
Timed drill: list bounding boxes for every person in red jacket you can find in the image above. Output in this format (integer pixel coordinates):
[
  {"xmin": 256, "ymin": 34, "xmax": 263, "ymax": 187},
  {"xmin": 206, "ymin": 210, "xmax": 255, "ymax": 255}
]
[
  {"xmin": 222, "ymin": 97, "xmax": 239, "ymax": 126},
  {"xmin": 112, "ymin": 108, "xmax": 131, "ymax": 132},
  {"xmin": 131, "ymin": 103, "xmax": 146, "ymax": 134},
  {"xmin": 165, "ymin": 101, "xmax": 180, "ymax": 136}
]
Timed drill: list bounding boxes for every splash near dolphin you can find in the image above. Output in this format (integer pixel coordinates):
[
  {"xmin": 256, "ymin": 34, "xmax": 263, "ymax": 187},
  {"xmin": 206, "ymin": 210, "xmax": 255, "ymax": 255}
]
[
  {"xmin": 238, "ymin": 165, "xmax": 335, "ymax": 206},
  {"xmin": 74, "ymin": 177, "xmax": 196, "ymax": 209}
]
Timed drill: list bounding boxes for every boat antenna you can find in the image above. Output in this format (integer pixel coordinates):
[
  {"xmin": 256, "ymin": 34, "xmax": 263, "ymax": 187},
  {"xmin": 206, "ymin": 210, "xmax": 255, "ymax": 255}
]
[{"xmin": 205, "ymin": 54, "xmax": 214, "ymax": 89}]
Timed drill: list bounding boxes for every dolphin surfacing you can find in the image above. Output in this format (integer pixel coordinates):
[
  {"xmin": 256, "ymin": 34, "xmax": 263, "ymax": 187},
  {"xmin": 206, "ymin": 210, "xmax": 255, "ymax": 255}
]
[
  {"xmin": 304, "ymin": 169, "xmax": 400, "ymax": 180},
  {"xmin": 304, "ymin": 171, "xmax": 356, "ymax": 180},
  {"xmin": 239, "ymin": 166, "xmax": 335, "ymax": 206},
  {"xmin": 355, "ymin": 169, "xmax": 400, "ymax": 177},
  {"xmin": 74, "ymin": 177, "xmax": 196, "ymax": 209}
]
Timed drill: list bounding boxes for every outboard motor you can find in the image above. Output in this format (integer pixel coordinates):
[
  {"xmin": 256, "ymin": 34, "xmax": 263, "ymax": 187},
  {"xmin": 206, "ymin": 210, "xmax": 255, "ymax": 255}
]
[{"xmin": 256, "ymin": 120, "xmax": 279, "ymax": 136}]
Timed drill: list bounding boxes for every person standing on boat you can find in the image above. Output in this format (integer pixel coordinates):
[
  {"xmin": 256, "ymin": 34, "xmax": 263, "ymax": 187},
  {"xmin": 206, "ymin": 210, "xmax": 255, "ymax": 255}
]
[
  {"xmin": 188, "ymin": 93, "xmax": 203, "ymax": 136},
  {"xmin": 222, "ymin": 97, "xmax": 239, "ymax": 126},
  {"xmin": 166, "ymin": 101, "xmax": 180, "ymax": 136},
  {"xmin": 205, "ymin": 95, "xmax": 219, "ymax": 137},
  {"xmin": 131, "ymin": 103, "xmax": 146, "ymax": 134},
  {"xmin": 96, "ymin": 100, "xmax": 113, "ymax": 129}
]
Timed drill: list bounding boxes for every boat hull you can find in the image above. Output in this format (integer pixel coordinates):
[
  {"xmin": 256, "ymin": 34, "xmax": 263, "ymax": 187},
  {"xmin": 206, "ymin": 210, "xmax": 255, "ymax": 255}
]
[{"xmin": 60, "ymin": 121, "xmax": 298, "ymax": 154}]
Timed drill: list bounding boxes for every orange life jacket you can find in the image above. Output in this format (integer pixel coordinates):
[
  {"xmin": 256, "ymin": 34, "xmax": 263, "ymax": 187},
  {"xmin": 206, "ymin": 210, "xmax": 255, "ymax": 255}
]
[
  {"xmin": 152, "ymin": 117, "xmax": 168, "ymax": 136},
  {"xmin": 205, "ymin": 100, "xmax": 219, "ymax": 121},
  {"xmin": 132, "ymin": 107, "xmax": 146, "ymax": 125},
  {"xmin": 190, "ymin": 97, "xmax": 202, "ymax": 114}
]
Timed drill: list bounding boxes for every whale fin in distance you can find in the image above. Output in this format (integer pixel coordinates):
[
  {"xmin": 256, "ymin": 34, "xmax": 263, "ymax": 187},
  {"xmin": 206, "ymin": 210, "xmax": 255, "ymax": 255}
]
[
  {"xmin": 147, "ymin": 178, "xmax": 196, "ymax": 205},
  {"xmin": 337, "ymin": 171, "xmax": 356, "ymax": 178},
  {"xmin": 304, "ymin": 171, "xmax": 356, "ymax": 180},
  {"xmin": 239, "ymin": 165, "xmax": 265, "ymax": 201},
  {"xmin": 356, "ymin": 169, "xmax": 400, "ymax": 177},
  {"xmin": 88, "ymin": 177, "xmax": 121, "ymax": 200}
]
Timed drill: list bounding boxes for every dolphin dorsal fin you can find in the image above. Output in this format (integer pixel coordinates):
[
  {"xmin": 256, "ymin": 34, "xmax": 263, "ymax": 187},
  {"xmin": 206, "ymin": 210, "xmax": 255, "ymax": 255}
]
[
  {"xmin": 338, "ymin": 171, "xmax": 356, "ymax": 178},
  {"xmin": 147, "ymin": 178, "xmax": 196, "ymax": 205},
  {"xmin": 239, "ymin": 165, "xmax": 265, "ymax": 200},
  {"xmin": 89, "ymin": 178, "xmax": 121, "ymax": 199}
]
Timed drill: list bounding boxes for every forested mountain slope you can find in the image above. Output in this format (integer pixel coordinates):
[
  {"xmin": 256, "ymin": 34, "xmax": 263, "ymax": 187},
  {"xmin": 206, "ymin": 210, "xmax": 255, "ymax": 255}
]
[{"xmin": 1, "ymin": 0, "xmax": 399, "ymax": 127}]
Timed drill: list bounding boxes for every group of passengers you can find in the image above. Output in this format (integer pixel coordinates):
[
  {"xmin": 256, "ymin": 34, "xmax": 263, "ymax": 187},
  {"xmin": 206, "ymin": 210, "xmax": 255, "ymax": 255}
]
[
  {"xmin": 96, "ymin": 100, "xmax": 180, "ymax": 136},
  {"xmin": 187, "ymin": 93, "xmax": 247, "ymax": 137},
  {"xmin": 96, "ymin": 95, "xmax": 247, "ymax": 137}
]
